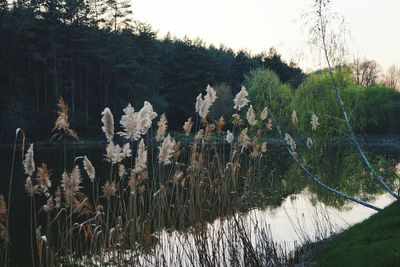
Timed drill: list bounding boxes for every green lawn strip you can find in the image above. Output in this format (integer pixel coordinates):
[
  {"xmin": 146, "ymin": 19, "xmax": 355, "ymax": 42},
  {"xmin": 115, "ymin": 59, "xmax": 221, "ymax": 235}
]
[{"xmin": 313, "ymin": 200, "xmax": 400, "ymax": 267}]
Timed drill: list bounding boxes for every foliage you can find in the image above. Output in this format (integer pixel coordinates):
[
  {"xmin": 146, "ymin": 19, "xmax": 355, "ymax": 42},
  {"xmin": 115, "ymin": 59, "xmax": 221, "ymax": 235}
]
[
  {"xmin": 1, "ymin": 83, "xmax": 398, "ymax": 265},
  {"xmin": 262, "ymin": 47, "xmax": 305, "ymax": 88},
  {"xmin": 244, "ymin": 68, "xmax": 293, "ymax": 130},
  {"xmin": 0, "ymin": 3, "xmax": 303, "ymax": 142},
  {"xmin": 291, "ymin": 67, "xmax": 355, "ymax": 138},
  {"xmin": 291, "ymin": 67, "xmax": 400, "ymax": 138},
  {"xmin": 356, "ymin": 85, "xmax": 400, "ymax": 134}
]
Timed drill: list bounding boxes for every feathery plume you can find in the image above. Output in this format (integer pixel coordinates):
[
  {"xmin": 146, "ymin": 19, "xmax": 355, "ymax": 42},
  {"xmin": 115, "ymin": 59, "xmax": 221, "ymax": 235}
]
[
  {"xmin": 196, "ymin": 93, "xmax": 212, "ymax": 119},
  {"xmin": 195, "ymin": 85, "xmax": 217, "ymax": 120},
  {"xmin": 135, "ymin": 139, "xmax": 147, "ymax": 173},
  {"xmin": 246, "ymin": 105, "xmax": 257, "ymax": 126},
  {"xmin": 43, "ymin": 197, "xmax": 53, "ymax": 213},
  {"xmin": 158, "ymin": 134, "xmax": 176, "ymax": 165},
  {"xmin": 261, "ymin": 142, "xmax": 267, "ymax": 153},
  {"xmin": 83, "ymin": 156, "xmax": 95, "ymax": 182},
  {"xmin": 183, "ymin": 117, "xmax": 193, "ymax": 135},
  {"xmin": 215, "ymin": 116, "xmax": 225, "ymax": 134},
  {"xmin": 251, "ymin": 136, "xmax": 261, "ymax": 159},
  {"xmin": 173, "ymin": 141, "xmax": 182, "ymax": 161},
  {"xmin": 25, "ymin": 177, "xmax": 33, "ymax": 197},
  {"xmin": 122, "ymin": 143, "xmax": 132, "ymax": 158},
  {"xmin": 306, "ymin": 137, "xmax": 314, "ymax": 149},
  {"xmin": 172, "ymin": 171, "xmax": 183, "ymax": 187},
  {"xmin": 52, "ymin": 97, "xmax": 78, "ymax": 140},
  {"xmin": 156, "ymin": 113, "xmax": 168, "ymax": 142},
  {"xmin": 232, "ymin": 113, "xmax": 243, "ymax": 127},
  {"xmin": 138, "ymin": 101, "xmax": 157, "ymax": 136},
  {"xmin": 195, "ymin": 129, "xmax": 204, "ymax": 141},
  {"xmin": 35, "ymin": 163, "xmax": 52, "ymax": 194},
  {"xmin": 195, "ymin": 93, "xmax": 202, "ymax": 114},
  {"xmin": 71, "ymin": 165, "xmax": 82, "ymax": 192},
  {"xmin": 226, "ymin": 130, "xmax": 234, "ymax": 144},
  {"xmin": 238, "ymin": 128, "xmax": 251, "ymax": 151},
  {"xmin": 105, "ymin": 142, "xmax": 132, "ymax": 164},
  {"xmin": 311, "ymin": 113, "xmax": 320, "ymax": 131},
  {"xmin": 23, "ymin": 143, "xmax": 35, "ymax": 176},
  {"xmin": 53, "ymin": 98, "xmax": 69, "ymax": 131},
  {"xmin": 260, "ymin": 106, "xmax": 269, "ymax": 121},
  {"xmin": 72, "ymin": 192, "xmax": 93, "ymax": 215},
  {"xmin": 205, "ymin": 84, "xmax": 217, "ymax": 104},
  {"xmin": 102, "ymin": 181, "xmax": 117, "ymax": 198},
  {"xmin": 292, "ymin": 110, "xmax": 298, "ymax": 127},
  {"xmin": 204, "ymin": 123, "xmax": 214, "ymax": 140},
  {"xmin": 118, "ymin": 164, "xmax": 126, "ymax": 177},
  {"xmin": 60, "ymin": 172, "xmax": 72, "ymax": 206},
  {"xmin": 233, "ymin": 86, "xmax": 250, "ymax": 111},
  {"xmin": 284, "ymin": 133, "xmax": 296, "ymax": 151},
  {"xmin": 101, "ymin": 108, "xmax": 114, "ymax": 142},
  {"xmin": 250, "ymin": 131, "xmax": 265, "ymax": 158},
  {"xmin": 119, "ymin": 103, "xmax": 141, "ymax": 141},
  {"xmin": 61, "ymin": 166, "xmax": 82, "ymax": 207}
]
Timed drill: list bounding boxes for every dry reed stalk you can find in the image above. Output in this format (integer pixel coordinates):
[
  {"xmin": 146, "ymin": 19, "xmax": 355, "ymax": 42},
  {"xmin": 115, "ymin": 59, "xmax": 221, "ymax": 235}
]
[
  {"xmin": 5, "ymin": 128, "xmax": 23, "ymax": 267},
  {"xmin": 52, "ymin": 97, "xmax": 78, "ymax": 140},
  {"xmin": 14, "ymin": 85, "xmax": 347, "ymax": 266}
]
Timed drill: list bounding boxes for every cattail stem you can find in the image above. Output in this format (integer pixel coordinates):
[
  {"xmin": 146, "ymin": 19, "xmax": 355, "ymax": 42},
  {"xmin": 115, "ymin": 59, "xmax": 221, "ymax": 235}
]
[
  {"xmin": 5, "ymin": 128, "xmax": 21, "ymax": 267},
  {"xmin": 32, "ymin": 197, "xmax": 39, "ymax": 267},
  {"xmin": 64, "ymin": 136, "xmax": 67, "ymax": 171},
  {"xmin": 104, "ymin": 163, "xmax": 113, "ymax": 249},
  {"xmin": 30, "ymin": 198, "xmax": 35, "ymax": 267},
  {"xmin": 92, "ymin": 182, "xmax": 96, "ymax": 211},
  {"xmin": 69, "ymin": 207, "xmax": 72, "ymax": 258}
]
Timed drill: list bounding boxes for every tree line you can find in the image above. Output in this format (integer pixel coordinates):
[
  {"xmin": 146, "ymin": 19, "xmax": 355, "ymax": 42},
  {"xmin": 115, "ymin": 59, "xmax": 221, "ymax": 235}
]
[
  {"xmin": 246, "ymin": 67, "xmax": 400, "ymax": 137},
  {"xmin": 0, "ymin": 1, "xmax": 304, "ymax": 142},
  {"xmin": 1, "ymin": 1, "xmax": 398, "ymax": 143},
  {"xmin": 352, "ymin": 58, "xmax": 400, "ymax": 90}
]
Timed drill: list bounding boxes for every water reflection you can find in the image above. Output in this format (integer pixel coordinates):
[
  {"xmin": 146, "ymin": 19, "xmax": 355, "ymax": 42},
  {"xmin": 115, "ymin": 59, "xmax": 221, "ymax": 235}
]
[
  {"xmin": 1, "ymin": 141, "xmax": 397, "ymax": 212},
  {"xmin": 253, "ymin": 191, "xmax": 394, "ymax": 247},
  {"xmin": 0, "ymin": 140, "xmax": 399, "ymax": 265},
  {"xmin": 103, "ymin": 192, "xmax": 393, "ymax": 267}
]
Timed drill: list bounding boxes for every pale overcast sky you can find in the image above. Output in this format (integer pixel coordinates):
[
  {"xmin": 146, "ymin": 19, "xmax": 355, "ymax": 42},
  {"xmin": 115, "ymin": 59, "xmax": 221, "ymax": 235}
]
[{"xmin": 132, "ymin": 0, "xmax": 400, "ymax": 72}]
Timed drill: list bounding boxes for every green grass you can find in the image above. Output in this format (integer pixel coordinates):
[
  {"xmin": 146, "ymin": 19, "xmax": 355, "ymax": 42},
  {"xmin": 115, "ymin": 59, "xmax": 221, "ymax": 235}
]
[{"xmin": 312, "ymin": 200, "xmax": 400, "ymax": 267}]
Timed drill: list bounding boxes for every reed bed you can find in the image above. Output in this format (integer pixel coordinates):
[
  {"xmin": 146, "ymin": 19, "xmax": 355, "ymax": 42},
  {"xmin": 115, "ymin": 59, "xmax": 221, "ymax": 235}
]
[{"xmin": 1, "ymin": 86, "xmax": 332, "ymax": 266}]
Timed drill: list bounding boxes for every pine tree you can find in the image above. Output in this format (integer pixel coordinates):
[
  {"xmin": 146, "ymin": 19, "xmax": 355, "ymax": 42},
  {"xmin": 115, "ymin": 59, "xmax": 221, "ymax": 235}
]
[
  {"xmin": 62, "ymin": 0, "xmax": 90, "ymax": 25},
  {"xmin": 0, "ymin": 0, "xmax": 8, "ymax": 14},
  {"xmin": 106, "ymin": 0, "xmax": 132, "ymax": 31},
  {"xmin": 87, "ymin": 0, "xmax": 108, "ymax": 28}
]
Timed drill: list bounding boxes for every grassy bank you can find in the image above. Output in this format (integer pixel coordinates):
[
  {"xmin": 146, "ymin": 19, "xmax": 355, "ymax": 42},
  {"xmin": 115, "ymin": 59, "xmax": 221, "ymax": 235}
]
[{"xmin": 308, "ymin": 200, "xmax": 400, "ymax": 267}]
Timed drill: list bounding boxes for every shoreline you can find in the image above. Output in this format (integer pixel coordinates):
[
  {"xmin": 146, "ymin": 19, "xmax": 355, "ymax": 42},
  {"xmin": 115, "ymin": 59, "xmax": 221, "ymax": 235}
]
[
  {"xmin": 295, "ymin": 200, "xmax": 400, "ymax": 266},
  {"xmin": 1, "ymin": 135, "xmax": 400, "ymax": 149}
]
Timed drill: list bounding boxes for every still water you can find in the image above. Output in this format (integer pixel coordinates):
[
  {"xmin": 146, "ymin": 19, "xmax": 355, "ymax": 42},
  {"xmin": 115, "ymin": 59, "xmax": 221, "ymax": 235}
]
[{"xmin": 0, "ymin": 139, "xmax": 399, "ymax": 265}]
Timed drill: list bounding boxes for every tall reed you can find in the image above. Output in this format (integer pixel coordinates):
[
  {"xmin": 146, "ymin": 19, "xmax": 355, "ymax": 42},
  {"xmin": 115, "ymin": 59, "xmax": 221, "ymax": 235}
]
[{"xmin": 8, "ymin": 83, "xmax": 384, "ymax": 266}]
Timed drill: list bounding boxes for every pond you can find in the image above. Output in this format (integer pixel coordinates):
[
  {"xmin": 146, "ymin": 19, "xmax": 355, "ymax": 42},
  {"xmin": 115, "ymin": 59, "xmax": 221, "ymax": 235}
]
[{"xmin": 0, "ymin": 137, "xmax": 399, "ymax": 266}]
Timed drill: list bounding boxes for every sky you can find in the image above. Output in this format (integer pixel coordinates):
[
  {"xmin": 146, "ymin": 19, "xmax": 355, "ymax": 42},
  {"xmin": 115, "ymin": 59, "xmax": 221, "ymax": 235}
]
[{"xmin": 132, "ymin": 0, "xmax": 400, "ymax": 72}]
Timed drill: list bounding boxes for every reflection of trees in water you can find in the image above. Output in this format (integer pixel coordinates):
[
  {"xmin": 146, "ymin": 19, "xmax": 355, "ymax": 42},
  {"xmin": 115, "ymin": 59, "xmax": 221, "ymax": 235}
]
[
  {"xmin": 279, "ymin": 143, "xmax": 399, "ymax": 210},
  {"xmin": 1, "ymin": 141, "xmax": 398, "ymax": 266}
]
